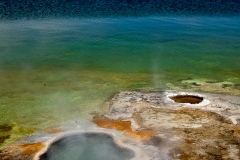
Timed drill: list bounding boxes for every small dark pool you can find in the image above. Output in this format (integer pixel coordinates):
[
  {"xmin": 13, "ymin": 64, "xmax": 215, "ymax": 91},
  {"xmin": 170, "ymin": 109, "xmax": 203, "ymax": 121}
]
[
  {"xmin": 170, "ymin": 95, "xmax": 203, "ymax": 104},
  {"xmin": 40, "ymin": 133, "xmax": 135, "ymax": 160}
]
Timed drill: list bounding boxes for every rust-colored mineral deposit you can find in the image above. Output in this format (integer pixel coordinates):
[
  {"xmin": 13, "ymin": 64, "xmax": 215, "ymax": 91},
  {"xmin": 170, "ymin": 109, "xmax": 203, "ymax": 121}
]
[
  {"xmin": 0, "ymin": 142, "xmax": 45, "ymax": 160},
  {"xmin": 92, "ymin": 117, "xmax": 157, "ymax": 141},
  {"xmin": 44, "ymin": 127, "xmax": 64, "ymax": 134}
]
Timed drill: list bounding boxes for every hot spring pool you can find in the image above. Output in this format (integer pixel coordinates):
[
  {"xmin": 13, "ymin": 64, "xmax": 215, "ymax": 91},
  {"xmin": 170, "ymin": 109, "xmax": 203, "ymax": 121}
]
[{"xmin": 40, "ymin": 133, "xmax": 134, "ymax": 160}]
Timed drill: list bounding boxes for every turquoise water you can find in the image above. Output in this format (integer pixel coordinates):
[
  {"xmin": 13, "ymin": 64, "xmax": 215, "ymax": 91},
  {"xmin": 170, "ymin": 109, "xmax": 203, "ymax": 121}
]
[{"xmin": 0, "ymin": 16, "xmax": 240, "ymax": 148}]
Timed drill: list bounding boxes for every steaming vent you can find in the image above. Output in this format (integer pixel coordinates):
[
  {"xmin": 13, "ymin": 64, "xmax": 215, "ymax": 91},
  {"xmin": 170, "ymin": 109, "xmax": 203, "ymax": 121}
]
[
  {"xmin": 40, "ymin": 133, "xmax": 134, "ymax": 160},
  {"xmin": 169, "ymin": 95, "xmax": 203, "ymax": 104}
]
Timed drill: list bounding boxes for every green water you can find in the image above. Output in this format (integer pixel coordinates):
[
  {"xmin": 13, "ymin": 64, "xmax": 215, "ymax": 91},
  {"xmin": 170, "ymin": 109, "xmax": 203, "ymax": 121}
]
[{"xmin": 0, "ymin": 17, "xmax": 240, "ymax": 148}]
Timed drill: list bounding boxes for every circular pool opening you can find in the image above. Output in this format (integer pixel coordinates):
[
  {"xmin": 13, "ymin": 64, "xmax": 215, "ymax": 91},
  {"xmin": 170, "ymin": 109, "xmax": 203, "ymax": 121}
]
[
  {"xmin": 169, "ymin": 95, "xmax": 203, "ymax": 104},
  {"xmin": 40, "ymin": 133, "xmax": 134, "ymax": 160}
]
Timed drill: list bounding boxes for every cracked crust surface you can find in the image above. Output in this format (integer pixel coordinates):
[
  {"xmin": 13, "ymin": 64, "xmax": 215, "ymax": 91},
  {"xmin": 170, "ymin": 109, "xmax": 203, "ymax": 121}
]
[{"xmin": 101, "ymin": 90, "xmax": 240, "ymax": 159}]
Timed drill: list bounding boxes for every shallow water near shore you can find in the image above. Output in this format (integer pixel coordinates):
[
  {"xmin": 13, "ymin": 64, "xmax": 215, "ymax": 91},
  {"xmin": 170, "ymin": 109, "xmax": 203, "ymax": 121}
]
[{"xmin": 0, "ymin": 16, "xmax": 240, "ymax": 149}]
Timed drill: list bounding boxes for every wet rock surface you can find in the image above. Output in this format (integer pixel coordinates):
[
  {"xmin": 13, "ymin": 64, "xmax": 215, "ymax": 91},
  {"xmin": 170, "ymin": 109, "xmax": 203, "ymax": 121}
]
[
  {"xmin": 0, "ymin": 121, "xmax": 170, "ymax": 160},
  {"xmin": 0, "ymin": 142, "xmax": 45, "ymax": 160},
  {"xmin": 1, "ymin": 90, "xmax": 240, "ymax": 160},
  {"xmin": 96, "ymin": 90, "xmax": 240, "ymax": 159},
  {"xmin": 93, "ymin": 117, "xmax": 157, "ymax": 141}
]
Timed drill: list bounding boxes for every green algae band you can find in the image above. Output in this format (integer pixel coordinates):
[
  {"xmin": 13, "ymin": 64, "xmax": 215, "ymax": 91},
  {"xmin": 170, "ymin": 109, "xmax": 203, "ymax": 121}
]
[
  {"xmin": 170, "ymin": 95, "xmax": 203, "ymax": 104},
  {"xmin": 40, "ymin": 133, "xmax": 134, "ymax": 160}
]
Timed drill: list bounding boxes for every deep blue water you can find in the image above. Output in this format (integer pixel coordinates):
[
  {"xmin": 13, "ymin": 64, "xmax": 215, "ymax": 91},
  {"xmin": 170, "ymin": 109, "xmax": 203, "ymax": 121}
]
[{"xmin": 0, "ymin": 0, "xmax": 240, "ymax": 19}]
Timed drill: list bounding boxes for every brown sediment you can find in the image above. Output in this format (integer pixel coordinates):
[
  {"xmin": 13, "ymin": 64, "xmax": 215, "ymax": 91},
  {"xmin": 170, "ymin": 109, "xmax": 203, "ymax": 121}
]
[
  {"xmin": 170, "ymin": 95, "xmax": 203, "ymax": 104},
  {"xmin": 0, "ymin": 124, "xmax": 13, "ymax": 145},
  {"xmin": 16, "ymin": 142, "xmax": 45, "ymax": 156},
  {"xmin": 0, "ymin": 142, "xmax": 45, "ymax": 160},
  {"xmin": 92, "ymin": 117, "xmax": 157, "ymax": 141},
  {"xmin": 221, "ymin": 83, "xmax": 233, "ymax": 88},
  {"xmin": 168, "ymin": 147, "xmax": 191, "ymax": 160},
  {"xmin": 171, "ymin": 123, "xmax": 240, "ymax": 160},
  {"xmin": 44, "ymin": 127, "xmax": 64, "ymax": 134},
  {"xmin": 0, "ymin": 124, "xmax": 13, "ymax": 132},
  {"xmin": 0, "ymin": 135, "xmax": 10, "ymax": 144}
]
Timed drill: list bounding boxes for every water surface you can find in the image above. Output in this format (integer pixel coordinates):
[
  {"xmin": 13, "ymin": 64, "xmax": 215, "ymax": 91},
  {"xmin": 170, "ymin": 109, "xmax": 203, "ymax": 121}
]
[
  {"xmin": 40, "ymin": 133, "xmax": 134, "ymax": 160},
  {"xmin": 0, "ymin": 16, "xmax": 240, "ymax": 148}
]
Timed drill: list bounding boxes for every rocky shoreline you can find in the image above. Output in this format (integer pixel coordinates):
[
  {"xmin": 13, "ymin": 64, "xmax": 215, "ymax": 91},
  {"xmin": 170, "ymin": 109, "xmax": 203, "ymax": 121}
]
[
  {"xmin": 94, "ymin": 90, "xmax": 240, "ymax": 159},
  {"xmin": 1, "ymin": 90, "xmax": 240, "ymax": 160}
]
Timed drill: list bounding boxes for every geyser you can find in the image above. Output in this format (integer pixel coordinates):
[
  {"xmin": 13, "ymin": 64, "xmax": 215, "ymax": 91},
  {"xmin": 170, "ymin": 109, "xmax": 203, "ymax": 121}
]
[
  {"xmin": 40, "ymin": 133, "xmax": 135, "ymax": 160},
  {"xmin": 169, "ymin": 95, "xmax": 203, "ymax": 104}
]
